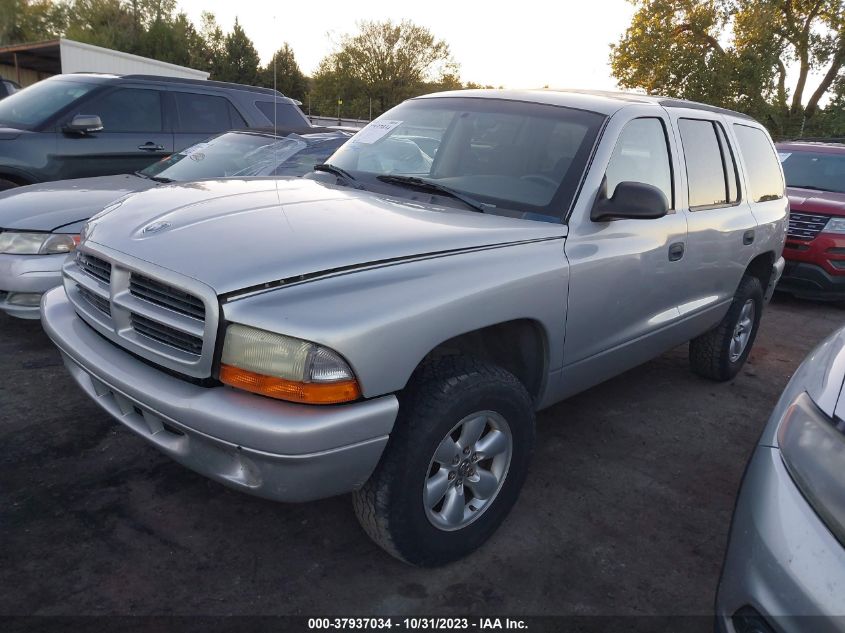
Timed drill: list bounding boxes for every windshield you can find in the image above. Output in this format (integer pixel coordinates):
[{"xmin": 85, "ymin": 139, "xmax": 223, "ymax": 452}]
[
  {"xmin": 0, "ymin": 79, "xmax": 98, "ymax": 130},
  {"xmin": 780, "ymin": 150, "xmax": 845, "ymax": 194},
  {"xmin": 142, "ymin": 131, "xmax": 350, "ymax": 181},
  {"xmin": 326, "ymin": 97, "xmax": 606, "ymax": 218}
]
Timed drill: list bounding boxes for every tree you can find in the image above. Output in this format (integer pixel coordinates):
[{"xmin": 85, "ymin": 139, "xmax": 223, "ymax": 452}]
[
  {"xmin": 259, "ymin": 43, "xmax": 308, "ymax": 100},
  {"xmin": 217, "ymin": 17, "xmax": 260, "ymax": 85},
  {"xmin": 0, "ymin": 0, "xmax": 68, "ymax": 45},
  {"xmin": 611, "ymin": 0, "xmax": 845, "ymax": 137},
  {"xmin": 312, "ymin": 19, "xmax": 456, "ymax": 118}
]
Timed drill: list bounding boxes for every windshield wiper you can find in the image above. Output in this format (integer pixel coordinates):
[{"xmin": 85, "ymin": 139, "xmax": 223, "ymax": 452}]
[
  {"xmin": 313, "ymin": 163, "xmax": 363, "ymax": 189},
  {"xmin": 376, "ymin": 175, "xmax": 489, "ymax": 214},
  {"xmin": 135, "ymin": 171, "xmax": 175, "ymax": 183}
]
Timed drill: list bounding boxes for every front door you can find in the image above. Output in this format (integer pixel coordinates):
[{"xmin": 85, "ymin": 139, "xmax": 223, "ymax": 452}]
[
  {"xmin": 54, "ymin": 87, "xmax": 173, "ymax": 180},
  {"xmin": 560, "ymin": 109, "xmax": 690, "ymax": 398}
]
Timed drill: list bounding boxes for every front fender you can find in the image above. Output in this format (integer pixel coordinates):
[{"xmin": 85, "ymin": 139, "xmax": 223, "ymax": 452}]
[{"xmin": 221, "ymin": 238, "xmax": 569, "ymax": 399}]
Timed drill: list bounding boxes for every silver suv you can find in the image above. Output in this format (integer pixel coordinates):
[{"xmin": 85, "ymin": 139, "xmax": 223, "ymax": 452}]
[{"xmin": 42, "ymin": 90, "xmax": 787, "ymax": 566}]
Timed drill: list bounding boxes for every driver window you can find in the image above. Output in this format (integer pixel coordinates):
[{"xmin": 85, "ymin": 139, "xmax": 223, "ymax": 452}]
[{"xmin": 605, "ymin": 118, "xmax": 673, "ymax": 209}]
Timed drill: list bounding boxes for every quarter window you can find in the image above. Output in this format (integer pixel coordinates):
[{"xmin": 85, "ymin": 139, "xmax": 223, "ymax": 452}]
[
  {"xmin": 733, "ymin": 124, "xmax": 784, "ymax": 202},
  {"xmin": 174, "ymin": 92, "xmax": 237, "ymax": 133},
  {"xmin": 678, "ymin": 118, "xmax": 738, "ymax": 209},
  {"xmin": 605, "ymin": 117, "xmax": 673, "ymax": 208},
  {"xmin": 82, "ymin": 88, "xmax": 162, "ymax": 133}
]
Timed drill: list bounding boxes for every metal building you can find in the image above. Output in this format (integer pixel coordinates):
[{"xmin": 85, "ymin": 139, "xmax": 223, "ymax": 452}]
[{"xmin": 0, "ymin": 38, "xmax": 209, "ymax": 87}]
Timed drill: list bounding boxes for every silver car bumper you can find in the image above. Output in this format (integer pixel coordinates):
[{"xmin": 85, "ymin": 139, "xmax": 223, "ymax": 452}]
[
  {"xmin": 0, "ymin": 253, "xmax": 66, "ymax": 319},
  {"xmin": 41, "ymin": 287, "xmax": 399, "ymax": 502},
  {"xmin": 764, "ymin": 256, "xmax": 786, "ymax": 303},
  {"xmin": 716, "ymin": 444, "xmax": 845, "ymax": 632}
]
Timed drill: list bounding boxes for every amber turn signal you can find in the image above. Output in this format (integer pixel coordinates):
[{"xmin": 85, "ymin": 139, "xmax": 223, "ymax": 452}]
[{"xmin": 220, "ymin": 364, "xmax": 361, "ymax": 405}]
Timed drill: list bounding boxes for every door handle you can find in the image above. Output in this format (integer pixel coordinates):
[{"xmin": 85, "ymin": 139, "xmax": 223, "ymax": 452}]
[
  {"xmin": 138, "ymin": 142, "xmax": 164, "ymax": 151},
  {"xmin": 668, "ymin": 242, "xmax": 685, "ymax": 261},
  {"xmin": 743, "ymin": 230, "xmax": 755, "ymax": 245}
]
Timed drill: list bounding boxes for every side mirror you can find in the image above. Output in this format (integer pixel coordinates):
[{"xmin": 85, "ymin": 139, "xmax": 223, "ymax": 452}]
[
  {"xmin": 65, "ymin": 114, "xmax": 103, "ymax": 135},
  {"xmin": 591, "ymin": 180, "xmax": 669, "ymax": 222}
]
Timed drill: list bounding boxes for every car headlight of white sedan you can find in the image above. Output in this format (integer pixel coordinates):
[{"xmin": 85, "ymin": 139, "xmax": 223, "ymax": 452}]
[{"xmin": 0, "ymin": 231, "xmax": 80, "ymax": 255}]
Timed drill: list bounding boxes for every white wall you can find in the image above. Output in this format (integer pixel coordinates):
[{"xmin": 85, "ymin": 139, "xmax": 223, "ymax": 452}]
[{"xmin": 59, "ymin": 39, "xmax": 209, "ymax": 80}]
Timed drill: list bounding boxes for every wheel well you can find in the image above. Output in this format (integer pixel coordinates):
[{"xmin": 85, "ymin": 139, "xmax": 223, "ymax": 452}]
[
  {"xmin": 414, "ymin": 320, "xmax": 548, "ymax": 403},
  {"xmin": 744, "ymin": 252, "xmax": 775, "ymax": 290}
]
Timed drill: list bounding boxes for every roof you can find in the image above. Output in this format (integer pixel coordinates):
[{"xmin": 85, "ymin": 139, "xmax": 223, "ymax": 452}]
[
  {"xmin": 415, "ymin": 88, "xmax": 755, "ymax": 120},
  {"xmin": 229, "ymin": 126, "xmax": 353, "ymax": 138}
]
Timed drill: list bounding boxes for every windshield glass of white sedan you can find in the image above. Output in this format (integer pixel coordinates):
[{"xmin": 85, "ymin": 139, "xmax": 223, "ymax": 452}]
[{"xmin": 327, "ymin": 97, "xmax": 606, "ymax": 218}]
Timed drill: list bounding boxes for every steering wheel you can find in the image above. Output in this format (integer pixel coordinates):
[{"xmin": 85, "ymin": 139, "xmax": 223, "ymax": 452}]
[{"xmin": 520, "ymin": 174, "xmax": 559, "ymax": 187}]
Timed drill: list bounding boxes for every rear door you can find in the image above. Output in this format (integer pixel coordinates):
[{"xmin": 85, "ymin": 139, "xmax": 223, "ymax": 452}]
[
  {"xmin": 53, "ymin": 86, "xmax": 173, "ymax": 179},
  {"xmin": 667, "ymin": 110, "xmax": 758, "ymax": 318},
  {"xmin": 170, "ymin": 91, "xmax": 246, "ymax": 153}
]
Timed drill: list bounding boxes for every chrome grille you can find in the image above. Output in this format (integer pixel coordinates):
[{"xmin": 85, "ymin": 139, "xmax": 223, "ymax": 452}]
[
  {"xmin": 787, "ymin": 211, "xmax": 830, "ymax": 241},
  {"xmin": 77, "ymin": 253, "xmax": 112, "ymax": 283},
  {"xmin": 130, "ymin": 274, "xmax": 206, "ymax": 320},
  {"xmin": 77, "ymin": 285, "xmax": 111, "ymax": 316},
  {"xmin": 63, "ymin": 247, "xmax": 218, "ymax": 379},
  {"xmin": 130, "ymin": 313, "xmax": 203, "ymax": 356}
]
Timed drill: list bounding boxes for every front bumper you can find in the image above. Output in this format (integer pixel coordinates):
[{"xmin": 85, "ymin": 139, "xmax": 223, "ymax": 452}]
[
  {"xmin": 41, "ymin": 287, "xmax": 399, "ymax": 502},
  {"xmin": 778, "ymin": 260, "xmax": 845, "ymax": 300},
  {"xmin": 0, "ymin": 252, "xmax": 65, "ymax": 318},
  {"xmin": 716, "ymin": 445, "xmax": 845, "ymax": 632}
]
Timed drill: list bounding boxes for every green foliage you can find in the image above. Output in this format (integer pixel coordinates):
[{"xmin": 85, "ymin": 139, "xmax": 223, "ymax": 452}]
[
  {"xmin": 216, "ymin": 18, "xmax": 260, "ymax": 85},
  {"xmin": 310, "ymin": 20, "xmax": 458, "ymax": 119},
  {"xmin": 258, "ymin": 43, "xmax": 308, "ymax": 100},
  {"xmin": 611, "ymin": 0, "xmax": 845, "ymax": 138},
  {"xmin": 0, "ymin": 0, "xmax": 68, "ymax": 45}
]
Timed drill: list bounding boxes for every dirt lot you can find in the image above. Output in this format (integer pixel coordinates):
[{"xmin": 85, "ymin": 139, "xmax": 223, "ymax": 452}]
[{"xmin": 1, "ymin": 295, "xmax": 842, "ymax": 619}]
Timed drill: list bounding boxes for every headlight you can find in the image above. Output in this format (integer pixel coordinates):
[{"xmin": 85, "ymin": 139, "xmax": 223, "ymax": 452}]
[
  {"xmin": 219, "ymin": 324, "xmax": 361, "ymax": 405},
  {"xmin": 824, "ymin": 217, "xmax": 845, "ymax": 234},
  {"xmin": 778, "ymin": 391, "xmax": 845, "ymax": 546},
  {"xmin": 0, "ymin": 232, "xmax": 79, "ymax": 255}
]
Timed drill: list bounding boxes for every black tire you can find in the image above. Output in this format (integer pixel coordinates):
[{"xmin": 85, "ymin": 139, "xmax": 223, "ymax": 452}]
[
  {"xmin": 0, "ymin": 178, "xmax": 19, "ymax": 192},
  {"xmin": 690, "ymin": 275, "xmax": 763, "ymax": 381},
  {"xmin": 353, "ymin": 356, "xmax": 535, "ymax": 566}
]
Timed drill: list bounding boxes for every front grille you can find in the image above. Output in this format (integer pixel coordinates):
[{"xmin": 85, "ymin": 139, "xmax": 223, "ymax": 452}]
[
  {"xmin": 787, "ymin": 211, "xmax": 830, "ymax": 241},
  {"xmin": 65, "ymin": 248, "xmax": 217, "ymax": 378},
  {"xmin": 130, "ymin": 273, "xmax": 205, "ymax": 320},
  {"xmin": 77, "ymin": 285, "xmax": 111, "ymax": 316},
  {"xmin": 77, "ymin": 253, "xmax": 112, "ymax": 283},
  {"xmin": 130, "ymin": 313, "xmax": 203, "ymax": 356}
]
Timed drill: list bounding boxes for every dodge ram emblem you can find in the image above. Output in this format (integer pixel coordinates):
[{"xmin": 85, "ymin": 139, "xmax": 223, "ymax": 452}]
[{"xmin": 143, "ymin": 221, "xmax": 172, "ymax": 234}]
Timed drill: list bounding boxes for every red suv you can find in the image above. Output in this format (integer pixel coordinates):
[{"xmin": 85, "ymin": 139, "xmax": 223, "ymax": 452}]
[{"xmin": 777, "ymin": 141, "xmax": 845, "ymax": 300}]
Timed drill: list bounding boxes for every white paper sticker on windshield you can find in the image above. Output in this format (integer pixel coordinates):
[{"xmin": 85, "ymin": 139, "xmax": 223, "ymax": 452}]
[
  {"xmin": 777, "ymin": 152, "xmax": 792, "ymax": 162},
  {"xmin": 180, "ymin": 142, "xmax": 210, "ymax": 156},
  {"xmin": 352, "ymin": 120, "xmax": 403, "ymax": 144}
]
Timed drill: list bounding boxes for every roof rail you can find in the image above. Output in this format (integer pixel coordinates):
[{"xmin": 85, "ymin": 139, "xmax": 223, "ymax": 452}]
[
  {"xmin": 658, "ymin": 98, "xmax": 754, "ymax": 120},
  {"xmin": 120, "ymin": 74, "xmax": 285, "ymax": 97}
]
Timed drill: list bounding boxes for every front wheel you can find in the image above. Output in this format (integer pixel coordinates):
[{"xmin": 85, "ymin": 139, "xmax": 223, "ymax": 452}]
[
  {"xmin": 353, "ymin": 356, "xmax": 535, "ymax": 566},
  {"xmin": 689, "ymin": 275, "xmax": 763, "ymax": 381}
]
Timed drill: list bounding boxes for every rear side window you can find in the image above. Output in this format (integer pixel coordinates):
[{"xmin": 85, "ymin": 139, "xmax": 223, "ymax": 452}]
[
  {"xmin": 255, "ymin": 101, "xmax": 307, "ymax": 128},
  {"xmin": 733, "ymin": 124, "xmax": 784, "ymax": 202},
  {"xmin": 605, "ymin": 117, "xmax": 673, "ymax": 208},
  {"xmin": 174, "ymin": 92, "xmax": 238, "ymax": 134},
  {"xmin": 82, "ymin": 88, "xmax": 162, "ymax": 133},
  {"xmin": 678, "ymin": 118, "xmax": 738, "ymax": 209}
]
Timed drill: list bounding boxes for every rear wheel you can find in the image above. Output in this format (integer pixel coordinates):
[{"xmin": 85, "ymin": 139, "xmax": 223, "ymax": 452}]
[
  {"xmin": 353, "ymin": 356, "xmax": 535, "ymax": 566},
  {"xmin": 689, "ymin": 275, "xmax": 763, "ymax": 381}
]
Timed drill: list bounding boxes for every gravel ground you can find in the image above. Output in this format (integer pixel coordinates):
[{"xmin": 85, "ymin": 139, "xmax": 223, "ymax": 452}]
[{"xmin": 1, "ymin": 294, "xmax": 842, "ymax": 619}]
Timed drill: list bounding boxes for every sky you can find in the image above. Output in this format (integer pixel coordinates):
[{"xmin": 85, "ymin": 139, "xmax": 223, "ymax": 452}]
[{"xmin": 176, "ymin": 0, "xmax": 638, "ymax": 90}]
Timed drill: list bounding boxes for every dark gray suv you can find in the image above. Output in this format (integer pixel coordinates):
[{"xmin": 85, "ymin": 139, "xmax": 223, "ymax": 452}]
[{"xmin": 0, "ymin": 73, "xmax": 310, "ymax": 190}]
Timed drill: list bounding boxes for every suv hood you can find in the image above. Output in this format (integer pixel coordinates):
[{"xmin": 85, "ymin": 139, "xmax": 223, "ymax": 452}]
[
  {"xmin": 0, "ymin": 174, "xmax": 155, "ymax": 232},
  {"xmin": 85, "ymin": 178, "xmax": 567, "ymax": 295},
  {"xmin": 787, "ymin": 186, "xmax": 845, "ymax": 217}
]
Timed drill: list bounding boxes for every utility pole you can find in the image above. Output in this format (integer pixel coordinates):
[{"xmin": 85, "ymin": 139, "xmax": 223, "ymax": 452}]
[{"xmin": 337, "ymin": 98, "xmax": 342, "ymax": 125}]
